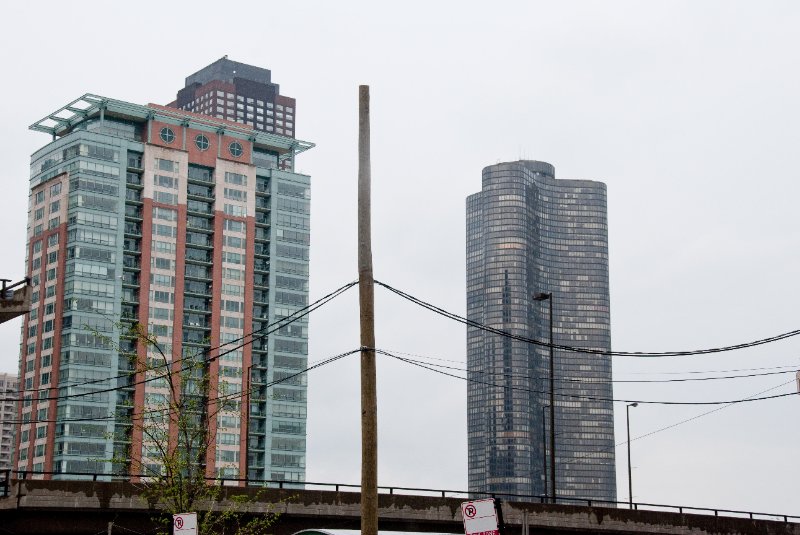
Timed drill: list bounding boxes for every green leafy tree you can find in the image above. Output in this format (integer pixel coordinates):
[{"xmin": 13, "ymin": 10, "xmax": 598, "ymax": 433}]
[{"xmin": 111, "ymin": 322, "xmax": 278, "ymax": 535}]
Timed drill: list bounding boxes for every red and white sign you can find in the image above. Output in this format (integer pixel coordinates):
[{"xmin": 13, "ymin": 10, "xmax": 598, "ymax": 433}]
[
  {"xmin": 461, "ymin": 499, "xmax": 499, "ymax": 535},
  {"xmin": 173, "ymin": 512, "xmax": 198, "ymax": 535}
]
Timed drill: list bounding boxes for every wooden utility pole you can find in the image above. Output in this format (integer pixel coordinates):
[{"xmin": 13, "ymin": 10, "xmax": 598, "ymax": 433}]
[{"xmin": 358, "ymin": 85, "xmax": 378, "ymax": 535}]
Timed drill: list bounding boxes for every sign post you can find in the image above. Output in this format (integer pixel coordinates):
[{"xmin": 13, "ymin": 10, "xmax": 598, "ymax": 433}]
[
  {"xmin": 173, "ymin": 512, "xmax": 197, "ymax": 535},
  {"xmin": 461, "ymin": 499, "xmax": 501, "ymax": 535}
]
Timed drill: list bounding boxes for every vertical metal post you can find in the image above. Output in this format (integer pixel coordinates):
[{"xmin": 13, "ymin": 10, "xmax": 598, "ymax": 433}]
[
  {"xmin": 358, "ymin": 85, "xmax": 378, "ymax": 535},
  {"xmin": 547, "ymin": 295, "xmax": 555, "ymax": 504},
  {"xmin": 626, "ymin": 402, "xmax": 638, "ymax": 508},
  {"xmin": 493, "ymin": 498, "xmax": 505, "ymax": 535},
  {"xmin": 541, "ymin": 405, "xmax": 548, "ymax": 499}
]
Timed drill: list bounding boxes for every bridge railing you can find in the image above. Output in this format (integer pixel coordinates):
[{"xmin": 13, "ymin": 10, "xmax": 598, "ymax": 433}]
[{"xmin": 2, "ymin": 469, "xmax": 797, "ymax": 525}]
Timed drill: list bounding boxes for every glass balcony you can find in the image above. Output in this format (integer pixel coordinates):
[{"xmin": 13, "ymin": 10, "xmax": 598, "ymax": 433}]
[
  {"xmin": 187, "ymin": 200, "xmax": 213, "ymax": 214},
  {"xmin": 187, "ymin": 216, "xmax": 213, "ymax": 231},
  {"xmin": 126, "ymin": 172, "xmax": 142, "ymax": 186},
  {"xmin": 187, "ymin": 184, "xmax": 214, "ymax": 198},
  {"xmin": 185, "ymin": 265, "xmax": 210, "ymax": 279},
  {"xmin": 185, "ymin": 248, "xmax": 212, "ymax": 263},
  {"xmin": 186, "ymin": 232, "xmax": 212, "ymax": 247},
  {"xmin": 127, "ymin": 156, "xmax": 143, "ymax": 170},
  {"xmin": 124, "ymin": 222, "xmax": 142, "ymax": 236}
]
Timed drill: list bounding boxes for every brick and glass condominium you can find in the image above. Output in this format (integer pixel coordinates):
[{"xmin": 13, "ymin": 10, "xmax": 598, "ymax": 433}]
[
  {"xmin": 466, "ymin": 160, "xmax": 616, "ymax": 503},
  {"xmin": 0, "ymin": 373, "xmax": 19, "ymax": 471},
  {"xmin": 18, "ymin": 86, "xmax": 313, "ymax": 483}
]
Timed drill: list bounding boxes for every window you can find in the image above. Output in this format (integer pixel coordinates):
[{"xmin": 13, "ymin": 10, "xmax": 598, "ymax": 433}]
[
  {"xmin": 50, "ymin": 183, "xmax": 62, "ymax": 196},
  {"xmin": 229, "ymin": 141, "xmax": 243, "ymax": 157},
  {"xmin": 152, "ymin": 241, "xmax": 176, "ymax": 254},
  {"xmin": 154, "ymin": 175, "xmax": 178, "ymax": 189},
  {"xmin": 223, "ymin": 267, "xmax": 243, "ymax": 280},
  {"xmin": 50, "ymin": 200, "xmax": 60, "ymax": 214},
  {"xmin": 48, "ymin": 234, "xmax": 59, "ymax": 246},
  {"xmin": 223, "ymin": 251, "xmax": 242, "ymax": 264},
  {"xmin": 224, "ymin": 188, "xmax": 246, "ymax": 202},
  {"xmin": 224, "ymin": 172, "xmax": 247, "ymax": 186},
  {"xmin": 155, "ymin": 158, "xmax": 178, "ymax": 173},
  {"xmin": 48, "ymin": 216, "xmax": 60, "ymax": 230},
  {"xmin": 152, "ymin": 290, "xmax": 173, "ymax": 304},
  {"xmin": 152, "ymin": 257, "xmax": 173, "ymax": 270},
  {"xmin": 223, "ymin": 219, "xmax": 244, "ymax": 232},
  {"xmin": 151, "ymin": 273, "xmax": 175, "ymax": 286},
  {"xmin": 224, "ymin": 236, "xmax": 243, "ymax": 249},
  {"xmin": 223, "ymin": 300, "xmax": 241, "ymax": 312},
  {"xmin": 222, "ymin": 284, "xmax": 244, "ymax": 296},
  {"xmin": 159, "ymin": 127, "xmax": 175, "ymax": 143},
  {"xmin": 154, "ymin": 191, "xmax": 177, "ymax": 205},
  {"xmin": 154, "ymin": 207, "xmax": 177, "ymax": 221},
  {"xmin": 224, "ymin": 204, "xmax": 246, "ymax": 217},
  {"xmin": 195, "ymin": 134, "xmax": 210, "ymax": 151},
  {"xmin": 34, "ymin": 191, "xmax": 45, "ymax": 204},
  {"xmin": 153, "ymin": 224, "xmax": 176, "ymax": 238},
  {"xmin": 33, "ymin": 240, "xmax": 42, "ymax": 253}
]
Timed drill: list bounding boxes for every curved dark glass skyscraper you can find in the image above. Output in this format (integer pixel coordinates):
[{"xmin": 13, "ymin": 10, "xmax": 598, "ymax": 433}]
[{"xmin": 466, "ymin": 160, "xmax": 616, "ymax": 503}]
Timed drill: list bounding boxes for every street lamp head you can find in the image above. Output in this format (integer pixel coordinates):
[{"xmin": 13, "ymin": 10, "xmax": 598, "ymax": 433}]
[
  {"xmin": 629, "ymin": 402, "xmax": 639, "ymax": 408},
  {"xmin": 533, "ymin": 292, "xmax": 551, "ymax": 301}
]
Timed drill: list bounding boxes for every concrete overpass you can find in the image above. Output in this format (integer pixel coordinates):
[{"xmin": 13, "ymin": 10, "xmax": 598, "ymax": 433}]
[{"xmin": 0, "ymin": 480, "xmax": 797, "ymax": 535}]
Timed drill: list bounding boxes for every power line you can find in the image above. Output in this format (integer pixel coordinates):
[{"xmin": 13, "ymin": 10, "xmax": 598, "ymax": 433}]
[
  {"xmin": 375, "ymin": 280, "xmax": 800, "ymax": 358},
  {"xmin": 378, "ymin": 348, "xmax": 800, "ymax": 377},
  {"xmin": 557, "ymin": 379, "xmax": 795, "ymax": 470},
  {"xmin": 376, "ymin": 348, "xmax": 799, "ymax": 406},
  {"xmin": 619, "ymin": 363, "xmax": 800, "ymax": 375},
  {"xmin": 383, "ymin": 348, "xmax": 799, "ymax": 384},
  {"xmin": 9, "ymin": 348, "xmax": 361, "ymax": 426},
  {"xmin": 11, "ymin": 281, "xmax": 358, "ymax": 404}
]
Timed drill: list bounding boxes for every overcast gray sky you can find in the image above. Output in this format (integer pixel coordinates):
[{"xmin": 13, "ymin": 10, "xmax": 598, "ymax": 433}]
[{"xmin": 1, "ymin": 0, "xmax": 798, "ymax": 517}]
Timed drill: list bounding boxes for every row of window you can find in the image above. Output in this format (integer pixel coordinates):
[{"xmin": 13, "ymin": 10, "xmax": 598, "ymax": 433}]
[{"xmin": 159, "ymin": 128, "xmax": 244, "ymax": 158}]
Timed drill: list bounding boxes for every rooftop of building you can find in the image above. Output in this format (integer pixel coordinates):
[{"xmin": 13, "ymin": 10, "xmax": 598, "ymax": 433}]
[
  {"xmin": 184, "ymin": 55, "xmax": 274, "ymax": 87},
  {"xmin": 29, "ymin": 93, "xmax": 313, "ymax": 159}
]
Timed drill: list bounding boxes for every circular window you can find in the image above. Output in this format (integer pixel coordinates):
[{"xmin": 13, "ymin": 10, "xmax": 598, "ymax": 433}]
[
  {"xmin": 160, "ymin": 127, "xmax": 175, "ymax": 144},
  {"xmin": 195, "ymin": 134, "xmax": 209, "ymax": 151},
  {"xmin": 229, "ymin": 141, "xmax": 243, "ymax": 158}
]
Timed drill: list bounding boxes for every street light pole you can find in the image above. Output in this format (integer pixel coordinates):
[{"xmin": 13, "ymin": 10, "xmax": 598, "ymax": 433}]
[
  {"xmin": 533, "ymin": 292, "xmax": 554, "ymax": 503},
  {"xmin": 541, "ymin": 404, "xmax": 548, "ymax": 499},
  {"xmin": 626, "ymin": 402, "xmax": 638, "ymax": 509}
]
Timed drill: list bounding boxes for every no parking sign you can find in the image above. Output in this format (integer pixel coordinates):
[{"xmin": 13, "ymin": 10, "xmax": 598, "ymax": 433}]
[
  {"xmin": 173, "ymin": 512, "xmax": 197, "ymax": 535},
  {"xmin": 461, "ymin": 499, "xmax": 500, "ymax": 535}
]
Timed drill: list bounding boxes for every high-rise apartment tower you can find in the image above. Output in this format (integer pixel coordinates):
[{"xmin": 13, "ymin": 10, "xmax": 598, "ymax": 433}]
[
  {"xmin": 18, "ymin": 85, "xmax": 313, "ymax": 484},
  {"xmin": 0, "ymin": 373, "xmax": 19, "ymax": 471},
  {"xmin": 466, "ymin": 160, "xmax": 616, "ymax": 503},
  {"xmin": 170, "ymin": 56, "xmax": 296, "ymax": 139}
]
